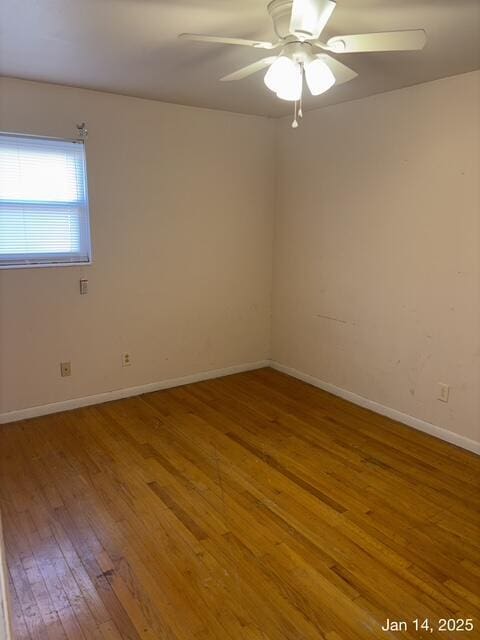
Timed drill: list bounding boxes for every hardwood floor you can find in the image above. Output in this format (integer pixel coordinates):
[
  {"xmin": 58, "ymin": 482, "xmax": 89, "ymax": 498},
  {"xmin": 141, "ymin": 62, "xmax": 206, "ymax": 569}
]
[{"xmin": 0, "ymin": 368, "xmax": 479, "ymax": 639}]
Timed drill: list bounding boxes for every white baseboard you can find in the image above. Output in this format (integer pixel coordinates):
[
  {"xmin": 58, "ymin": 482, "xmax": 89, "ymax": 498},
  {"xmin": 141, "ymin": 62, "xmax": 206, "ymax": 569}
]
[
  {"xmin": 2, "ymin": 359, "xmax": 478, "ymax": 456},
  {"xmin": 271, "ymin": 361, "xmax": 480, "ymax": 455},
  {"xmin": 0, "ymin": 360, "xmax": 270, "ymax": 425}
]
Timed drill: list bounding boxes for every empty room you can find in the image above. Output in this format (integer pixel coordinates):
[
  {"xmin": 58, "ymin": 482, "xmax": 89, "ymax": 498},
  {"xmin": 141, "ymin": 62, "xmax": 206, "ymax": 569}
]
[{"xmin": 0, "ymin": 0, "xmax": 479, "ymax": 638}]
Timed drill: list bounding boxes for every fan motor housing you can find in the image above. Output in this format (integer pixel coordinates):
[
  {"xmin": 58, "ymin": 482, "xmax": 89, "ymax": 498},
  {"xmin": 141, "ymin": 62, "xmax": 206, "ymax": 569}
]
[{"xmin": 267, "ymin": 0, "xmax": 294, "ymax": 39}]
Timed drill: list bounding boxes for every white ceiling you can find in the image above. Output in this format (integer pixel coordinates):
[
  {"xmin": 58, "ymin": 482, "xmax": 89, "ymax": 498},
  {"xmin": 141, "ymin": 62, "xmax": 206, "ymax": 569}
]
[{"xmin": 1, "ymin": 0, "xmax": 479, "ymax": 117}]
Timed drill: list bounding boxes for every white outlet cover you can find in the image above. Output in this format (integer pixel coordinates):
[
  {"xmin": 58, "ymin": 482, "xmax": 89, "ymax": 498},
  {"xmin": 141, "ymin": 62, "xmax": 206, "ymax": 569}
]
[
  {"xmin": 60, "ymin": 362, "xmax": 71, "ymax": 377},
  {"xmin": 438, "ymin": 383, "xmax": 450, "ymax": 402}
]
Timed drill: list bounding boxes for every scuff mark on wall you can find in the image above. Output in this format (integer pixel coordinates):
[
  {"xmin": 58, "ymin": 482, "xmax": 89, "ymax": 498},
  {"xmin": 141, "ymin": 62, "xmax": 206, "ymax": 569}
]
[{"xmin": 316, "ymin": 314, "xmax": 356, "ymax": 326}]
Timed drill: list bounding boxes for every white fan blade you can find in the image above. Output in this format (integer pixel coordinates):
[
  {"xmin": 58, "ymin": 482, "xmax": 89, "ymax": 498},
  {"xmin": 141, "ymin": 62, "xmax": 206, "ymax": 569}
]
[
  {"xmin": 220, "ymin": 57, "xmax": 277, "ymax": 82},
  {"xmin": 179, "ymin": 33, "xmax": 278, "ymax": 50},
  {"xmin": 290, "ymin": 0, "xmax": 336, "ymax": 39},
  {"xmin": 319, "ymin": 54, "xmax": 358, "ymax": 86},
  {"xmin": 327, "ymin": 30, "xmax": 427, "ymax": 53}
]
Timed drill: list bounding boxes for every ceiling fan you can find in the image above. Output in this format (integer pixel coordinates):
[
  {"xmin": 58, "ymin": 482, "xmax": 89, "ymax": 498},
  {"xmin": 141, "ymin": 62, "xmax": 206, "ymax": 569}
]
[{"xmin": 179, "ymin": 0, "xmax": 427, "ymax": 127}]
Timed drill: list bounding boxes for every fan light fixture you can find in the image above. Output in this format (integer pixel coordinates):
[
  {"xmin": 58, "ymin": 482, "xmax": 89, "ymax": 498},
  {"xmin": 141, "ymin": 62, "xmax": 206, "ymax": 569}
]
[
  {"xmin": 264, "ymin": 54, "xmax": 335, "ymax": 101},
  {"xmin": 179, "ymin": 0, "xmax": 427, "ymax": 128}
]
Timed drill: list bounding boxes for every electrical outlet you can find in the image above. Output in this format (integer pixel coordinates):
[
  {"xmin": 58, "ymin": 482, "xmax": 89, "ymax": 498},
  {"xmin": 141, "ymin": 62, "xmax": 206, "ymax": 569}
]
[
  {"xmin": 438, "ymin": 383, "xmax": 450, "ymax": 403},
  {"xmin": 60, "ymin": 362, "xmax": 71, "ymax": 377},
  {"xmin": 121, "ymin": 353, "xmax": 132, "ymax": 367}
]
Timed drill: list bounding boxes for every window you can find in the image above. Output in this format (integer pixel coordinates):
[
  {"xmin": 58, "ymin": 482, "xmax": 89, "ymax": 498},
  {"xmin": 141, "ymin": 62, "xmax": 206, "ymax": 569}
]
[{"xmin": 0, "ymin": 133, "xmax": 92, "ymax": 268}]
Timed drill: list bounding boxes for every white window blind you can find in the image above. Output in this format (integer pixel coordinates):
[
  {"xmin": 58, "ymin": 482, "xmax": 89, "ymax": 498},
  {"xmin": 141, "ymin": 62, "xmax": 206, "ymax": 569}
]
[{"xmin": 0, "ymin": 133, "xmax": 91, "ymax": 267}]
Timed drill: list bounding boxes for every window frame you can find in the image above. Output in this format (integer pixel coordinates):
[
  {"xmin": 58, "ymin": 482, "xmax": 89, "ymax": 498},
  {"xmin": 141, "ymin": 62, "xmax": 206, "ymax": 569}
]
[{"xmin": 0, "ymin": 131, "xmax": 93, "ymax": 270}]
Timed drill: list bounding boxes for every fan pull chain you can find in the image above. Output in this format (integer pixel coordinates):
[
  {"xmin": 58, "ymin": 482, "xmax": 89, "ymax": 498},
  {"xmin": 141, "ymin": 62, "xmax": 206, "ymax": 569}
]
[
  {"xmin": 299, "ymin": 66, "xmax": 304, "ymax": 119},
  {"xmin": 292, "ymin": 101, "xmax": 299, "ymax": 129},
  {"xmin": 292, "ymin": 66, "xmax": 304, "ymax": 129}
]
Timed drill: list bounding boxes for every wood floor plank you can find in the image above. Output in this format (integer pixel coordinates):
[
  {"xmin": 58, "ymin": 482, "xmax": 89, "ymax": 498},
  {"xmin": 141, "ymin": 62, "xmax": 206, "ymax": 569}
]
[{"xmin": 1, "ymin": 368, "xmax": 479, "ymax": 639}]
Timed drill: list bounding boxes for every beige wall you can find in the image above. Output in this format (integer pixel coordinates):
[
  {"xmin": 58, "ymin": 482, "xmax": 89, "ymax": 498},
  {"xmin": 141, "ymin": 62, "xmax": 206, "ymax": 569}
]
[
  {"xmin": 273, "ymin": 71, "xmax": 480, "ymax": 443},
  {"xmin": 1, "ymin": 73, "xmax": 479, "ymax": 446},
  {"xmin": 0, "ymin": 78, "xmax": 274, "ymax": 413}
]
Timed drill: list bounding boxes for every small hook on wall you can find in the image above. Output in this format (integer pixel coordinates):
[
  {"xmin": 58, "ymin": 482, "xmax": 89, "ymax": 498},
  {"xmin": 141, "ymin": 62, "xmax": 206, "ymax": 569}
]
[{"xmin": 76, "ymin": 122, "xmax": 88, "ymax": 139}]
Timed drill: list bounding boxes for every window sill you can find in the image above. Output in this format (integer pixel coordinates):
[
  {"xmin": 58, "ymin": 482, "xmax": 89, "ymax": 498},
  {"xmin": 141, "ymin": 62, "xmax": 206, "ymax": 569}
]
[{"xmin": 0, "ymin": 260, "xmax": 92, "ymax": 270}]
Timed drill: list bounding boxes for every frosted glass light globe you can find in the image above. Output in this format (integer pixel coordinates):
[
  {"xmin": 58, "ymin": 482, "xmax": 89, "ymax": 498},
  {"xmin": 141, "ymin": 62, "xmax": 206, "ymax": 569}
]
[
  {"xmin": 305, "ymin": 58, "xmax": 335, "ymax": 96},
  {"xmin": 264, "ymin": 56, "xmax": 303, "ymax": 101}
]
